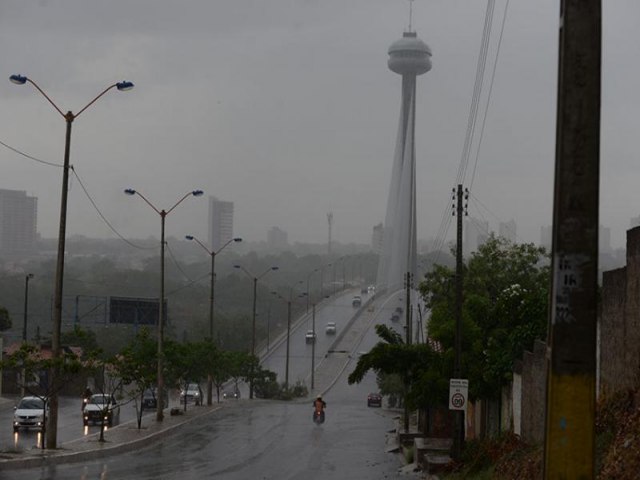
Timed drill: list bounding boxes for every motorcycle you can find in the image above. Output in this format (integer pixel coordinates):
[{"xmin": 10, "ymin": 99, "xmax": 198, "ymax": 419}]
[{"xmin": 313, "ymin": 407, "xmax": 325, "ymax": 425}]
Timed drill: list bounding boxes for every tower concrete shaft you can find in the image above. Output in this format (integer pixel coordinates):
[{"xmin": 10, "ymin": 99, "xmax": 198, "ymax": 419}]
[{"xmin": 377, "ymin": 31, "xmax": 431, "ymax": 292}]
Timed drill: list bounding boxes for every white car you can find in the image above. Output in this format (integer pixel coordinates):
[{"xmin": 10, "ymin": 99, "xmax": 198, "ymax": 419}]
[
  {"xmin": 180, "ymin": 383, "xmax": 203, "ymax": 405},
  {"xmin": 305, "ymin": 330, "xmax": 316, "ymax": 344},
  {"xmin": 13, "ymin": 396, "xmax": 47, "ymax": 433},
  {"xmin": 83, "ymin": 393, "xmax": 120, "ymax": 426},
  {"xmin": 325, "ymin": 322, "xmax": 337, "ymax": 335}
]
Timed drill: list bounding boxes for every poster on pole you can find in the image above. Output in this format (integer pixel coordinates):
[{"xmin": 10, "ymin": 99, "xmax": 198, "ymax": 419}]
[{"xmin": 449, "ymin": 378, "xmax": 468, "ymax": 411}]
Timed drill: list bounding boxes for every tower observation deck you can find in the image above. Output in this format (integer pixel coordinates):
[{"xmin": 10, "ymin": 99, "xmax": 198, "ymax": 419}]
[{"xmin": 377, "ymin": 31, "xmax": 432, "ymax": 292}]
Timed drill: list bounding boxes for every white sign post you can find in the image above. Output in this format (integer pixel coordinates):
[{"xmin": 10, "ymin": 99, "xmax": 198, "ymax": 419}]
[{"xmin": 449, "ymin": 378, "xmax": 468, "ymax": 411}]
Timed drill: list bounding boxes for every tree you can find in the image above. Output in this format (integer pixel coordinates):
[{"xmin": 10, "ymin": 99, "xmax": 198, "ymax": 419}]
[
  {"xmin": 114, "ymin": 328, "xmax": 158, "ymax": 429},
  {"xmin": 0, "ymin": 343, "xmax": 83, "ymax": 449},
  {"xmin": 348, "ymin": 324, "xmax": 448, "ymax": 432},
  {"xmin": 164, "ymin": 340, "xmax": 210, "ymax": 411},
  {"xmin": 0, "ymin": 305, "xmax": 11, "ymax": 331},
  {"xmin": 420, "ymin": 234, "xmax": 549, "ymax": 399}
]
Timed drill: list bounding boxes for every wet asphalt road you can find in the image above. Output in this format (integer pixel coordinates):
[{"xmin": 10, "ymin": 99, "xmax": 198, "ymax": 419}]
[{"xmin": 2, "ymin": 291, "xmax": 414, "ymax": 479}]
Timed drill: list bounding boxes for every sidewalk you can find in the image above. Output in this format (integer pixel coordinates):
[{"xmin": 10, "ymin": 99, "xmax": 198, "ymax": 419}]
[{"xmin": 0, "ymin": 402, "xmax": 225, "ymax": 471}]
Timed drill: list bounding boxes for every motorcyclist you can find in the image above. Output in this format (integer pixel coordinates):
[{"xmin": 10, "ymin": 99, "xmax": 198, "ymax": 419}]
[
  {"xmin": 82, "ymin": 386, "xmax": 93, "ymax": 411},
  {"xmin": 313, "ymin": 395, "xmax": 327, "ymax": 412},
  {"xmin": 313, "ymin": 395, "xmax": 327, "ymax": 423}
]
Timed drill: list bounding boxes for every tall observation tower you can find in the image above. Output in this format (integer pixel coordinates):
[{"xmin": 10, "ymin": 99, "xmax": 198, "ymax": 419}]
[{"xmin": 377, "ymin": 28, "xmax": 432, "ymax": 292}]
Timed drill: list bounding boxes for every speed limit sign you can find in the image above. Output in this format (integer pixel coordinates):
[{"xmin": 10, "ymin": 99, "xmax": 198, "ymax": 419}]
[{"xmin": 449, "ymin": 379, "xmax": 468, "ymax": 411}]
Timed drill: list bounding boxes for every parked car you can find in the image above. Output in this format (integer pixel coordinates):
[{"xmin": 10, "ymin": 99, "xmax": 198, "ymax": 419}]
[
  {"xmin": 367, "ymin": 393, "xmax": 383, "ymax": 408},
  {"xmin": 305, "ymin": 330, "xmax": 317, "ymax": 344},
  {"xmin": 352, "ymin": 295, "xmax": 362, "ymax": 307},
  {"xmin": 13, "ymin": 396, "xmax": 47, "ymax": 433},
  {"xmin": 325, "ymin": 322, "xmax": 337, "ymax": 335},
  {"xmin": 141, "ymin": 387, "xmax": 168, "ymax": 410},
  {"xmin": 83, "ymin": 393, "xmax": 120, "ymax": 426},
  {"xmin": 223, "ymin": 388, "xmax": 241, "ymax": 399},
  {"xmin": 180, "ymin": 383, "xmax": 203, "ymax": 405}
]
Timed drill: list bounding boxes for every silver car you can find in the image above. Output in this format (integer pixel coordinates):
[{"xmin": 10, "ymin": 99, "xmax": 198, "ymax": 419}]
[{"xmin": 13, "ymin": 396, "xmax": 47, "ymax": 433}]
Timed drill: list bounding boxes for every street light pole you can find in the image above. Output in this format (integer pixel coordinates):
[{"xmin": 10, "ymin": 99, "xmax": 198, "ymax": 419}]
[
  {"xmin": 10, "ymin": 74, "xmax": 133, "ymax": 450},
  {"xmin": 311, "ymin": 302, "xmax": 316, "ymax": 390},
  {"xmin": 125, "ymin": 188, "xmax": 203, "ymax": 421},
  {"xmin": 234, "ymin": 264, "xmax": 279, "ymax": 398},
  {"xmin": 186, "ymin": 235, "xmax": 241, "ymax": 405}
]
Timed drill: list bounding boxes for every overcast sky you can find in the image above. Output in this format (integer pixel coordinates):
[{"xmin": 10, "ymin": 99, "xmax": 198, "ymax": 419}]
[{"xmin": 1, "ymin": 1, "xmax": 637, "ymax": 249}]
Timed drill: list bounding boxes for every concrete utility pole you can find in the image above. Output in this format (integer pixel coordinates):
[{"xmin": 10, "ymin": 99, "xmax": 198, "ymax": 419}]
[
  {"xmin": 452, "ymin": 184, "xmax": 465, "ymax": 461},
  {"xmin": 327, "ymin": 212, "xmax": 333, "ymax": 256},
  {"xmin": 544, "ymin": 1, "xmax": 601, "ymax": 478}
]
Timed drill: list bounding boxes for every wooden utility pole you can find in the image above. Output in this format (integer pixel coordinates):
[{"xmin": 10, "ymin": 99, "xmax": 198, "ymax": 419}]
[
  {"xmin": 452, "ymin": 184, "xmax": 465, "ymax": 460},
  {"xmin": 544, "ymin": 1, "xmax": 601, "ymax": 478}
]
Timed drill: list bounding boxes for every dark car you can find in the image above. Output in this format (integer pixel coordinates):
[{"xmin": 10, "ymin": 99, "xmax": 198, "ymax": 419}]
[
  {"xmin": 391, "ymin": 312, "xmax": 400, "ymax": 322},
  {"xmin": 83, "ymin": 394, "xmax": 120, "ymax": 426},
  {"xmin": 367, "ymin": 393, "xmax": 382, "ymax": 407},
  {"xmin": 223, "ymin": 389, "xmax": 241, "ymax": 399},
  {"xmin": 141, "ymin": 388, "xmax": 168, "ymax": 410}
]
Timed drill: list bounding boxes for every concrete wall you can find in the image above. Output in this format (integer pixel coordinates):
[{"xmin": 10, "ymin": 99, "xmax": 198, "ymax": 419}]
[
  {"xmin": 600, "ymin": 226, "xmax": 640, "ymax": 396},
  {"xmin": 519, "ymin": 340, "xmax": 547, "ymax": 444}
]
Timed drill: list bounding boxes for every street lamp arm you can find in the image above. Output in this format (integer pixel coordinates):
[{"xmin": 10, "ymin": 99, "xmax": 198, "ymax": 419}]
[
  {"xmin": 12, "ymin": 76, "xmax": 66, "ymax": 118},
  {"xmin": 258, "ymin": 266, "xmax": 279, "ymax": 280},
  {"xmin": 166, "ymin": 190, "xmax": 203, "ymax": 215},
  {"xmin": 125, "ymin": 189, "xmax": 162, "ymax": 215},
  {"xmin": 75, "ymin": 83, "xmax": 120, "ymax": 118},
  {"xmin": 186, "ymin": 234, "xmax": 211, "ymax": 254}
]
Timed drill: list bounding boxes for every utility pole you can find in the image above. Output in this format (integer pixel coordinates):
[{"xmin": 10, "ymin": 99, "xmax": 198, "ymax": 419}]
[
  {"xmin": 311, "ymin": 303, "xmax": 316, "ymax": 390},
  {"xmin": 544, "ymin": 1, "xmax": 601, "ymax": 478},
  {"xmin": 327, "ymin": 212, "xmax": 333, "ymax": 256},
  {"xmin": 452, "ymin": 184, "xmax": 466, "ymax": 461}
]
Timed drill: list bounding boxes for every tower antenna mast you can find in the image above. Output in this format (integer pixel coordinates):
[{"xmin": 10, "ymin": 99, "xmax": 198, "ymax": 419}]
[{"xmin": 408, "ymin": 0, "xmax": 415, "ymax": 32}]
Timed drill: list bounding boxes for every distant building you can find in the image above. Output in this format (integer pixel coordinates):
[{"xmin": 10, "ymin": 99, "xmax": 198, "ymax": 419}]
[
  {"xmin": 208, "ymin": 196, "xmax": 233, "ymax": 251},
  {"xmin": 372, "ymin": 223, "xmax": 383, "ymax": 254},
  {"xmin": 267, "ymin": 226, "xmax": 288, "ymax": 251},
  {"xmin": 464, "ymin": 217, "xmax": 488, "ymax": 256},
  {"xmin": 498, "ymin": 220, "xmax": 517, "ymax": 243},
  {"xmin": 0, "ymin": 189, "xmax": 37, "ymax": 255}
]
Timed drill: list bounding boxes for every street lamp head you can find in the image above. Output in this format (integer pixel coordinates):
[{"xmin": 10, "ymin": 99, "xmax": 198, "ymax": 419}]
[
  {"xmin": 192, "ymin": 190, "xmax": 204, "ymax": 197},
  {"xmin": 233, "ymin": 237, "xmax": 243, "ymax": 242},
  {"xmin": 185, "ymin": 235, "xmax": 194, "ymax": 241},
  {"xmin": 9, "ymin": 74, "xmax": 27, "ymax": 85},
  {"xmin": 116, "ymin": 81, "xmax": 134, "ymax": 91},
  {"xmin": 27, "ymin": 273, "xmax": 34, "ymax": 280},
  {"xmin": 124, "ymin": 188, "xmax": 136, "ymax": 195},
  {"xmin": 271, "ymin": 266, "xmax": 279, "ymax": 271},
  {"xmin": 233, "ymin": 265, "xmax": 241, "ymax": 269}
]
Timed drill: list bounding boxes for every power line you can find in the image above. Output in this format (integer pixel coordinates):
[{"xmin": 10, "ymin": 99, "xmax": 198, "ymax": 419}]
[{"xmin": 0, "ymin": 138, "xmax": 63, "ymax": 167}]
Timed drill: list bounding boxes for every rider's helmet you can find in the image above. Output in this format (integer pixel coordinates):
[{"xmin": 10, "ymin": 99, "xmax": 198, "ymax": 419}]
[{"xmin": 316, "ymin": 395, "xmax": 322, "ymax": 400}]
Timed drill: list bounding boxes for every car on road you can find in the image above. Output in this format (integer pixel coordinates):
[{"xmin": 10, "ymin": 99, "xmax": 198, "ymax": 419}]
[
  {"xmin": 305, "ymin": 330, "xmax": 317, "ymax": 344},
  {"xmin": 223, "ymin": 388, "xmax": 241, "ymax": 399},
  {"xmin": 325, "ymin": 322, "xmax": 337, "ymax": 335},
  {"xmin": 361, "ymin": 287, "xmax": 368, "ymax": 294},
  {"xmin": 141, "ymin": 387, "xmax": 168, "ymax": 410},
  {"xmin": 180, "ymin": 383, "xmax": 203, "ymax": 405},
  {"xmin": 391, "ymin": 312, "xmax": 400, "ymax": 322},
  {"xmin": 367, "ymin": 393, "xmax": 383, "ymax": 407},
  {"xmin": 13, "ymin": 396, "xmax": 47, "ymax": 433},
  {"xmin": 83, "ymin": 393, "xmax": 120, "ymax": 426},
  {"xmin": 352, "ymin": 295, "xmax": 362, "ymax": 307}
]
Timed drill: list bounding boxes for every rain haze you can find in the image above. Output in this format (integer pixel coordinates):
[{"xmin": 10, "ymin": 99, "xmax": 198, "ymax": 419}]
[{"xmin": 0, "ymin": 1, "xmax": 638, "ymax": 250}]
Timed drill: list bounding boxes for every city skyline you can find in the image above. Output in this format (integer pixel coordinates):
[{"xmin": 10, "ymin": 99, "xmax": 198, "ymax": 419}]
[{"xmin": 1, "ymin": 2, "xmax": 639, "ymax": 250}]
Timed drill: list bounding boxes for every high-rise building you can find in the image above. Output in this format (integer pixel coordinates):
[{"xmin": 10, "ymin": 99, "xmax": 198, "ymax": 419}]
[
  {"xmin": 376, "ymin": 28, "xmax": 432, "ymax": 291},
  {"xmin": 372, "ymin": 223, "xmax": 384, "ymax": 253},
  {"xmin": 267, "ymin": 226, "xmax": 288, "ymax": 251},
  {"xmin": 464, "ymin": 217, "xmax": 489, "ymax": 256},
  {"xmin": 499, "ymin": 220, "xmax": 517, "ymax": 243},
  {"xmin": 208, "ymin": 196, "xmax": 233, "ymax": 251},
  {"xmin": 0, "ymin": 189, "xmax": 37, "ymax": 255}
]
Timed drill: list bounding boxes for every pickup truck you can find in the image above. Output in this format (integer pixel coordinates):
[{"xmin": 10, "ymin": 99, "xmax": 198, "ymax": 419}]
[{"xmin": 352, "ymin": 296, "xmax": 362, "ymax": 307}]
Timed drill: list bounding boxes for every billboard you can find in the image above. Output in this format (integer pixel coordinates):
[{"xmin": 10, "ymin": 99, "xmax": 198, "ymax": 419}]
[{"xmin": 109, "ymin": 296, "xmax": 167, "ymax": 325}]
